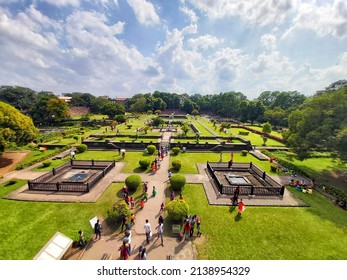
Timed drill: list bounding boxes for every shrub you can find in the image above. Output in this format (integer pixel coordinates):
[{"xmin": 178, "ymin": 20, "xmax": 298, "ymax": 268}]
[
  {"xmin": 139, "ymin": 158, "xmax": 151, "ymax": 169},
  {"xmin": 270, "ymin": 164, "xmax": 278, "ymax": 172},
  {"xmin": 106, "ymin": 200, "xmax": 130, "ymax": 225},
  {"xmin": 166, "ymin": 199, "xmax": 189, "ymax": 221},
  {"xmin": 172, "ymin": 160, "xmax": 182, "ymax": 170},
  {"xmin": 42, "ymin": 160, "xmax": 52, "ymax": 167},
  {"xmin": 76, "ymin": 144, "xmax": 88, "ymax": 153},
  {"xmin": 172, "ymin": 147, "xmax": 180, "ymax": 155},
  {"xmin": 170, "ymin": 174, "xmax": 186, "ymax": 191},
  {"xmin": 127, "ymin": 124, "xmax": 132, "ymax": 129},
  {"xmin": 241, "ymin": 150, "xmax": 248, "ymax": 156},
  {"xmin": 73, "ymin": 135, "xmax": 79, "ymax": 142},
  {"xmin": 125, "ymin": 174, "xmax": 141, "ymax": 192},
  {"xmin": 147, "ymin": 145, "xmax": 156, "ymax": 155}
]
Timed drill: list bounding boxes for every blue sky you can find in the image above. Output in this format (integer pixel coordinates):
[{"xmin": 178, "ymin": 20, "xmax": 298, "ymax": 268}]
[{"xmin": 0, "ymin": 0, "xmax": 346, "ymax": 99}]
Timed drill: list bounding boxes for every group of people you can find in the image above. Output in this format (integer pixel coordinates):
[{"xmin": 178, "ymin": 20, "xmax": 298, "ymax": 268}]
[{"xmin": 182, "ymin": 214, "xmax": 201, "ymax": 240}]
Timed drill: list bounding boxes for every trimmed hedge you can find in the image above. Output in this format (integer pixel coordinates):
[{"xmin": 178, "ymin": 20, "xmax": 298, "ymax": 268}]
[
  {"xmin": 172, "ymin": 147, "xmax": 180, "ymax": 155},
  {"xmin": 139, "ymin": 158, "xmax": 151, "ymax": 169},
  {"xmin": 125, "ymin": 174, "xmax": 141, "ymax": 192},
  {"xmin": 76, "ymin": 144, "xmax": 88, "ymax": 153},
  {"xmin": 147, "ymin": 145, "xmax": 156, "ymax": 155},
  {"xmin": 241, "ymin": 150, "xmax": 248, "ymax": 156},
  {"xmin": 166, "ymin": 199, "xmax": 189, "ymax": 221},
  {"xmin": 172, "ymin": 160, "xmax": 182, "ymax": 170},
  {"xmin": 106, "ymin": 200, "xmax": 130, "ymax": 225},
  {"xmin": 42, "ymin": 160, "xmax": 52, "ymax": 167},
  {"xmin": 169, "ymin": 174, "xmax": 186, "ymax": 191}
]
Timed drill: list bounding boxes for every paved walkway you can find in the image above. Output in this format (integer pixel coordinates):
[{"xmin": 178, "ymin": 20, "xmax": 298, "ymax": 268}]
[{"xmin": 1, "ymin": 146, "xmax": 306, "ymax": 260}]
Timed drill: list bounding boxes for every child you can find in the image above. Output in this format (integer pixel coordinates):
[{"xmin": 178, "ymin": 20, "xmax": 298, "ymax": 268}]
[
  {"xmin": 159, "ymin": 202, "xmax": 165, "ymax": 213},
  {"xmin": 140, "ymin": 199, "xmax": 145, "ymax": 209}
]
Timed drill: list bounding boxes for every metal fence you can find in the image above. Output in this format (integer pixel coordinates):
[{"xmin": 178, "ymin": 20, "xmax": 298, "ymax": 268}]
[{"xmin": 28, "ymin": 160, "xmax": 115, "ymax": 193}]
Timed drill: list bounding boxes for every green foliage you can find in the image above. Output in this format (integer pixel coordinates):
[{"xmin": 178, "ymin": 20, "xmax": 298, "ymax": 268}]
[
  {"xmin": 270, "ymin": 163, "xmax": 278, "ymax": 172},
  {"xmin": 42, "ymin": 160, "xmax": 52, "ymax": 167},
  {"xmin": 139, "ymin": 158, "xmax": 151, "ymax": 169},
  {"xmin": 166, "ymin": 199, "xmax": 189, "ymax": 221},
  {"xmin": 154, "ymin": 109, "xmax": 161, "ymax": 114},
  {"xmin": 262, "ymin": 122, "xmax": 272, "ymax": 134},
  {"xmin": 285, "ymin": 87, "xmax": 347, "ymax": 159},
  {"xmin": 76, "ymin": 144, "xmax": 87, "ymax": 153},
  {"xmin": 147, "ymin": 110, "xmax": 153, "ymax": 114},
  {"xmin": 169, "ymin": 174, "xmax": 186, "ymax": 191},
  {"xmin": 152, "ymin": 116, "xmax": 164, "ymax": 127},
  {"xmin": 0, "ymin": 101, "xmax": 39, "ymax": 152},
  {"xmin": 241, "ymin": 150, "xmax": 248, "ymax": 156},
  {"xmin": 336, "ymin": 127, "xmax": 347, "ymax": 161},
  {"xmin": 125, "ymin": 174, "xmax": 141, "ymax": 192},
  {"xmin": 172, "ymin": 147, "xmax": 180, "ymax": 155},
  {"xmin": 146, "ymin": 145, "xmax": 156, "ymax": 155},
  {"xmin": 191, "ymin": 109, "xmax": 199, "ymax": 115},
  {"xmin": 102, "ymin": 102, "xmax": 125, "ymax": 120},
  {"xmin": 106, "ymin": 200, "xmax": 130, "ymax": 225},
  {"xmin": 172, "ymin": 159, "xmax": 182, "ymax": 170},
  {"xmin": 114, "ymin": 114, "xmax": 126, "ymax": 123}
]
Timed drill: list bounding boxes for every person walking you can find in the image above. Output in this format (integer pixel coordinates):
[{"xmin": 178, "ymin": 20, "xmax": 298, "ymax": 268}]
[
  {"xmin": 170, "ymin": 191, "xmax": 175, "ymax": 201},
  {"xmin": 140, "ymin": 247, "xmax": 147, "ymax": 260},
  {"xmin": 121, "ymin": 214, "xmax": 128, "ymax": 232},
  {"xmin": 183, "ymin": 220, "xmax": 191, "ymax": 241},
  {"xmin": 159, "ymin": 202, "xmax": 165, "ymax": 213},
  {"xmin": 78, "ymin": 230, "xmax": 85, "ymax": 248},
  {"xmin": 144, "ymin": 219, "xmax": 151, "ymax": 244},
  {"xmin": 189, "ymin": 215, "xmax": 196, "ymax": 237},
  {"xmin": 130, "ymin": 196, "xmax": 135, "ymax": 209},
  {"xmin": 152, "ymin": 186, "xmax": 157, "ymax": 197},
  {"xmin": 155, "ymin": 222, "xmax": 164, "ymax": 246},
  {"xmin": 168, "ymin": 170, "xmax": 172, "ymax": 180},
  {"xmin": 238, "ymin": 199, "xmax": 246, "ymax": 216},
  {"xmin": 196, "ymin": 215, "xmax": 201, "ymax": 237},
  {"xmin": 94, "ymin": 219, "xmax": 101, "ymax": 240},
  {"xmin": 130, "ymin": 212, "xmax": 135, "ymax": 226},
  {"xmin": 232, "ymin": 186, "xmax": 240, "ymax": 206}
]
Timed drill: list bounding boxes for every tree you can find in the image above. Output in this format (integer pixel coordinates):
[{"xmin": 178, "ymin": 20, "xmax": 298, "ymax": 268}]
[
  {"xmin": 47, "ymin": 98, "xmax": 70, "ymax": 122},
  {"xmin": 284, "ymin": 86, "xmax": 347, "ymax": 159},
  {"xmin": 101, "ymin": 102, "xmax": 125, "ymax": 119},
  {"xmin": 129, "ymin": 97, "xmax": 147, "ymax": 113},
  {"xmin": 30, "ymin": 92, "xmax": 58, "ymax": 124},
  {"xmin": 262, "ymin": 122, "xmax": 272, "ymax": 134},
  {"xmin": 0, "ymin": 101, "xmax": 38, "ymax": 152},
  {"xmin": 0, "ymin": 86, "xmax": 37, "ymax": 113},
  {"xmin": 336, "ymin": 128, "xmax": 347, "ymax": 161}
]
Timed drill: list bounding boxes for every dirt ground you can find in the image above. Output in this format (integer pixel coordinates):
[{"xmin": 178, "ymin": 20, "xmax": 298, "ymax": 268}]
[{"xmin": 0, "ymin": 151, "xmax": 29, "ymax": 176}]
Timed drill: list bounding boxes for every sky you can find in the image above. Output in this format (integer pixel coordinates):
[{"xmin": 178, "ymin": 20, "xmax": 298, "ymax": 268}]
[{"xmin": 0, "ymin": 0, "xmax": 346, "ymax": 100}]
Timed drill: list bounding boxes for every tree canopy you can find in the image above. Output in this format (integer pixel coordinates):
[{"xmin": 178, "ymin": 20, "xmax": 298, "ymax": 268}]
[{"xmin": 0, "ymin": 101, "xmax": 38, "ymax": 153}]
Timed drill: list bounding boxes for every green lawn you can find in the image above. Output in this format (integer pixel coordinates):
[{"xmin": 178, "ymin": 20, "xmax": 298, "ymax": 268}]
[
  {"xmin": 0, "ymin": 180, "xmax": 128, "ymax": 259},
  {"xmin": 184, "ymin": 183, "xmax": 347, "ymax": 259},
  {"xmin": 228, "ymin": 127, "xmax": 285, "ymax": 147},
  {"xmin": 169, "ymin": 152, "xmax": 276, "ymax": 174}
]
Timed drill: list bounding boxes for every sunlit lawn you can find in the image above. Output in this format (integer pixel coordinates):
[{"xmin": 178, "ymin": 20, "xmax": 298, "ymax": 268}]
[
  {"xmin": 184, "ymin": 183, "xmax": 347, "ymax": 259},
  {"xmin": 169, "ymin": 151, "xmax": 275, "ymax": 174},
  {"xmin": 228, "ymin": 127, "xmax": 285, "ymax": 146},
  {"xmin": 74, "ymin": 150, "xmax": 157, "ymax": 173},
  {"xmin": 0, "ymin": 180, "xmax": 140, "ymax": 259}
]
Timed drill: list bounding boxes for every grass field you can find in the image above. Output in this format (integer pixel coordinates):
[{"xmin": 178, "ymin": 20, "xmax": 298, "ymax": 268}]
[
  {"xmin": 0, "ymin": 180, "xmax": 129, "ymax": 259},
  {"xmin": 184, "ymin": 183, "xmax": 347, "ymax": 259}
]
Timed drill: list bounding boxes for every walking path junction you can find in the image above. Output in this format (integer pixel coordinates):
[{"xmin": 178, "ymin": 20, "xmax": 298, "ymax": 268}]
[{"xmin": 0, "ymin": 141, "xmax": 305, "ymax": 260}]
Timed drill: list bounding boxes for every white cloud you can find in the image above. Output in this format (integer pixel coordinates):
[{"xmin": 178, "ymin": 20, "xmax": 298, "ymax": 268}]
[
  {"xmin": 260, "ymin": 34, "xmax": 277, "ymax": 50},
  {"xmin": 39, "ymin": 0, "xmax": 80, "ymax": 7},
  {"xmin": 180, "ymin": 5, "xmax": 198, "ymax": 24},
  {"xmin": 188, "ymin": 34, "xmax": 221, "ymax": 50},
  {"xmin": 186, "ymin": 0, "xmax": 298, "ymax": 26},
  {"xmin": 127, "ymin": 0, "xmax": 160, "ymax": 26}
]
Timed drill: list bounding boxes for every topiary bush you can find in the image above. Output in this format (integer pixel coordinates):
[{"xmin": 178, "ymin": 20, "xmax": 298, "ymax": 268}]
[
  {"xmin": 172, "ymin": 160, "xmax": 182, "ymax": 170},
  {"xmin": 147, "ymin": 145, "xmax": 156, "ymax": 155},
  {"xmin": 172, "ymin": 147, "xmax": 180, "ymax": 155},
  {"xmin": 166, "ymin": 199, "xmax": 189, "ymax": 221},
  {"xmin": 6, "ymin": 178, "xmax": 17, "ymax": 186},
  {"xmin": 270, "ymin": 164, "xmax": 278, "ymax": 172},
  {"xmin": 125, "ymin": 174, "xmax": 141, "ymax": 192},
  {"xmin": 139, "ymin": 158, "xmax": 151, "ymax": 169},
  {"xmin": 42, "ymin": 160, "xmax": 52, "ymax": 167},
  {"xmin": 106, "ymin": 200, "xmax": 130, "ymax": 226},
  {"xmin": 169, "ymin": 174, "xmax": 186, "ymax": 192},
  {"xmin": 76, "ymin": 144, "xmax": 88, "ymax": 153},
  {"xmin": 241, "ymin": 150, "xmax": 248, "ymax": 156}
]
